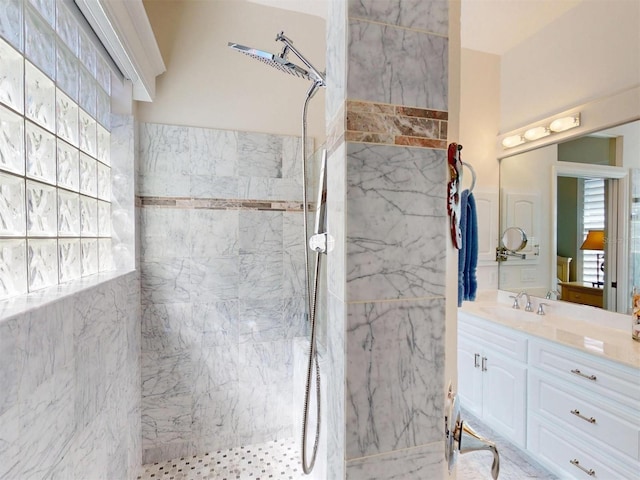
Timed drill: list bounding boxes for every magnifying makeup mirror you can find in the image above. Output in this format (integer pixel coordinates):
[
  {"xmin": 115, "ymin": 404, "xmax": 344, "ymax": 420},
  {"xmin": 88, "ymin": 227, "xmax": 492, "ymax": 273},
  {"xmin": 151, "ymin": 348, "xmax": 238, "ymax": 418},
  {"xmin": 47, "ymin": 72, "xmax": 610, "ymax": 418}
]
[
  {"xmin": 502, "ymin": 227, "xmax": 528, "ymax": 252},
  {"xmin": 497, "ymin": 227, "xmax": 528, "ymax": 261}
]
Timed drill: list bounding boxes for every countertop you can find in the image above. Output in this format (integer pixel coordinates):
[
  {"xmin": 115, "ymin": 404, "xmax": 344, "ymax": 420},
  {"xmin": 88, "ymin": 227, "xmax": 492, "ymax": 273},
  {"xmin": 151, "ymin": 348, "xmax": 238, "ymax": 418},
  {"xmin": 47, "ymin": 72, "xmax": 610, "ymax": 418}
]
[{"xmin": 459, "ymin": 292, "xmax": 640, "ymax": 370}]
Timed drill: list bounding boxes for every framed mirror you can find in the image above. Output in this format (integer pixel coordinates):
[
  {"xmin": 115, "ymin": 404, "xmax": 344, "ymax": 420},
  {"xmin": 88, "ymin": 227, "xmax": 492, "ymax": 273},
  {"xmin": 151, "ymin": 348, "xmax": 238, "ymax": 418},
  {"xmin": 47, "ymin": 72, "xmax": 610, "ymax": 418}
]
[{"xmin": 498, "ymin": 120, "xmax": 640, "ymax": 313}]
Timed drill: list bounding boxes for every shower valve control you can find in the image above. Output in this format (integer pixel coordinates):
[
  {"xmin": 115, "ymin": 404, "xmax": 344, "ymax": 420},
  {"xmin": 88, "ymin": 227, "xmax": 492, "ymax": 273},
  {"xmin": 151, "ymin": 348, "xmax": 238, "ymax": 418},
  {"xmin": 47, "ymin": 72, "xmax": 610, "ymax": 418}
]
[{"xmin": 309, "ymin": 233, "xmax": 333, "ymax": 253}]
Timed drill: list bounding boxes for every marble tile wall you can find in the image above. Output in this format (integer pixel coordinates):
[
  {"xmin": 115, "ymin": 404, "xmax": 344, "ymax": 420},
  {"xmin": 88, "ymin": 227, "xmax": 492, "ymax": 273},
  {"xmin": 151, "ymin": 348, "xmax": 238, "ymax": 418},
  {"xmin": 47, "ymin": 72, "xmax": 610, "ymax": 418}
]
[
  {"xmin": 325, "ymin": 2, "xmax": 348, "ymax": 478},
  {"xmin": 139, "ymin": 122, "xmax": 316, "ymax": 463},
  {"xmin": 111, "ymin": 113, "xmax": 137, "ymax": 271},
  {"xmin": 347, "ymin": 2, "xmax": 448, "ymax": 110},
  {"xmin": 0, "ymin": 271, "xmax": 141, "ymax": 479},
  {"xmin": 325, "ymin": 1, "xmax": 450, "ymax": 478}
]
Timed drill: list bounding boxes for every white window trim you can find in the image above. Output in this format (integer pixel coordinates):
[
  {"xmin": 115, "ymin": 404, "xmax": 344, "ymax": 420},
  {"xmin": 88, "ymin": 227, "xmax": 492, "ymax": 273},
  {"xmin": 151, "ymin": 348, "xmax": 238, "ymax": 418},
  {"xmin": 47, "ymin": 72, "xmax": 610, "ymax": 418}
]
[
  {"xmin": 74, "ymin": 0, "xmax": 165, "ymax": 102},
  {"xmin": 552, "ymin": 163, "xmax": 629, "ymax": 312}
]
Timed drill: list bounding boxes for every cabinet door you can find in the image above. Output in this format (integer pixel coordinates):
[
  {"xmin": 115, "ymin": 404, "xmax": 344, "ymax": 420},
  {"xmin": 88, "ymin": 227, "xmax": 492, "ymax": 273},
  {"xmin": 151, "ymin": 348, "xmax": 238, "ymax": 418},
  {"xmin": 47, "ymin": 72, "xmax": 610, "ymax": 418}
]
[
  {"xmin": 458, "ymin": 335, "xmax": 483, "ymax": 417},
  {"xmin": 481, "ymin": 352, "xmax": 527, "ymax": 447}
]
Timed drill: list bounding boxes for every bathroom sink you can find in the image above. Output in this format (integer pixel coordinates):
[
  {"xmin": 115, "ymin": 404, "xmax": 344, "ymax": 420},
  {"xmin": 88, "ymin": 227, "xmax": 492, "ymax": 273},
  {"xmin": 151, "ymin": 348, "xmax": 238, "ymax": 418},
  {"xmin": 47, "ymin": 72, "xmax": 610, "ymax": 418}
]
[{"xmin": 479, "ymin": 305, "xmax": 543, "ymax": 322}]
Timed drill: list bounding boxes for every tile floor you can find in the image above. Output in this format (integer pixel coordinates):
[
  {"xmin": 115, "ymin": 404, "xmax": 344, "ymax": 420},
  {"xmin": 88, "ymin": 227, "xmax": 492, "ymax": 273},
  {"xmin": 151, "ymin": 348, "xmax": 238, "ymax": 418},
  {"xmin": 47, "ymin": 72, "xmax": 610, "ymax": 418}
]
[
  {"xmin": 137, "ymin": 411, "xmax": 557, "ymax": 479},
  {"xmin": 137, "ymin": 439, "xmax": 302, "ymax": 480}
]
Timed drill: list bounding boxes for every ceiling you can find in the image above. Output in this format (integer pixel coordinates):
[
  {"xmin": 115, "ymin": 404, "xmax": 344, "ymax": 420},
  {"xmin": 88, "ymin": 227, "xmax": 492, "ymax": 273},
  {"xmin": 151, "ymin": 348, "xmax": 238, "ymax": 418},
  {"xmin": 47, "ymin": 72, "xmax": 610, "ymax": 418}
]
[{"xmin": 244, "ymin": 0, "xmax": 585, "ymax": 55}]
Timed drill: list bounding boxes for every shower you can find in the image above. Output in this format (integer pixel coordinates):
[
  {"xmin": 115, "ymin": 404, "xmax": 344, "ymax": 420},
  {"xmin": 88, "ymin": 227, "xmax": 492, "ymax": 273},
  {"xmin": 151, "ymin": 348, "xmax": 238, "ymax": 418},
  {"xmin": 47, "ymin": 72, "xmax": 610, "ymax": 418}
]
[{"xmin": 228, "ymin": 32, "xmax": 327, "ymax": 475}]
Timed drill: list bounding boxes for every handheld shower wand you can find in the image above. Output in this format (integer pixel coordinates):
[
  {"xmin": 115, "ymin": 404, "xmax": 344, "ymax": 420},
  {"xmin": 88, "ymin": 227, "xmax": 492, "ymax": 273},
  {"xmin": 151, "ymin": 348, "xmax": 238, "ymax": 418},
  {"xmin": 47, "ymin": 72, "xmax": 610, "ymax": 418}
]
[{"xmin": 228, "ymin": 32, "xmax": 326, "ymax": 475}]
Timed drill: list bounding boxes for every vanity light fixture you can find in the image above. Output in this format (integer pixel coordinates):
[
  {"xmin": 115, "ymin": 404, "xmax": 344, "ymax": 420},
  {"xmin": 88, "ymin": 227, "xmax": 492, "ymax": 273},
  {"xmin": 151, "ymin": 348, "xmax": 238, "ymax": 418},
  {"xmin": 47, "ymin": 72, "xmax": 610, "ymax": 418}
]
[
  {"xmin": 501, "ymin": 135, "xmax": 525, "ymax": 148},
  {"xmin": 501, "ymin": 113, "xmax": 581, "ymax": 149}
]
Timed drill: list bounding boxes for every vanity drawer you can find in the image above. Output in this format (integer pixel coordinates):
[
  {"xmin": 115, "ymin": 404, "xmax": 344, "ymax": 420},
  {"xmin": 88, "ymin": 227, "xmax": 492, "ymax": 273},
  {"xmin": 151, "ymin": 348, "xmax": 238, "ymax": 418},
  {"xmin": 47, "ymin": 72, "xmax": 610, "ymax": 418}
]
[
  {"xmin": 529, "ymin": 339, "xmax": 640, "ymax": 409},
  {"xmin": 458, "ymin": 312, "xmax": 527, "ymax": 362},
  {"xmin": 529, "ymin": 370, "xmax": 640, "ymax": 461},
  {"xmin": 528, "ymin": 414, "xmax": 638, "ymax": 479}
]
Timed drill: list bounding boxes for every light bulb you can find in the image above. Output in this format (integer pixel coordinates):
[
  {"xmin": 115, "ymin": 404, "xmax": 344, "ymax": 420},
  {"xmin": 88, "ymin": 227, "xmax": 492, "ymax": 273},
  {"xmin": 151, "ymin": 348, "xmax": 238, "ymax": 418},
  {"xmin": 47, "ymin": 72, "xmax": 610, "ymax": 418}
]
[
  {"xmin": 549, "ymin": 115, "xmax": 580, "ymax": 132},
  {"xmin": 501, "ymin": 135, "xmax": 525, "ymax": 148},
  {"xmin": 524, "ymin": 126, "xmax": 550, "ymax": 141}
]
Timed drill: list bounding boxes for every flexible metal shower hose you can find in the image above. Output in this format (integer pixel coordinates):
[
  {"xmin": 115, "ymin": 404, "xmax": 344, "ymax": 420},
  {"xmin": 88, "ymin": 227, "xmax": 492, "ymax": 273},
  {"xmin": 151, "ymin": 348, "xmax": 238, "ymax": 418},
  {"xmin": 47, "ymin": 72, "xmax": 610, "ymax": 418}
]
[{"xmin": 300, "ymin": 81, "xmax": 322, "ymax": 475}]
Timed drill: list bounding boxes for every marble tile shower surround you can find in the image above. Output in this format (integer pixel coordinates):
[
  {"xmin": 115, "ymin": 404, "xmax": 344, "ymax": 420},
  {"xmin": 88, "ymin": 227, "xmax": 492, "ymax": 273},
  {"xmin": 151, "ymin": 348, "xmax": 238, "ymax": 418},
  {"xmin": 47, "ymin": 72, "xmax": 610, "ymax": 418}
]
[
  {"xmin": 139, "ymin": 123, "xmax": 320, "ymax": 463},
  {"xmin": 348, "ymin": 0, "xmax": 449, "ymax": 36},
  {"xmin": 111, "ymin": 114, "xmax": 137, "ymax": 272},
  {"xmin": 0, "ymin": 271, "xmax": 141, "ymax": 480},
  {"xmin": 346, "ymin": 299, "xmax": 446, "ymax": 455},
  {"xmin": 324, "ymin": 1, "xmax": 449, "ymax": 478},
  {"xmin": 345, "ymin": 143, "xmax": 447, "ymax": 303},
  {"xmin": 347, "ymin": 17, "xmax": 448, "ymax": 111},
  {"xmin": 138, "ymin": 123, "xmax": 311, "ymax": 201}
]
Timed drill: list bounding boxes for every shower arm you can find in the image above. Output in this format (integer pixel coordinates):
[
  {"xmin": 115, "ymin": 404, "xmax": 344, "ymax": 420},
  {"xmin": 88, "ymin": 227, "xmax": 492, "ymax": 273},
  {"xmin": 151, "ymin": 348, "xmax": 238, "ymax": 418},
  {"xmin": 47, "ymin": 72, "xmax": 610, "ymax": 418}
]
[{"xmin": 276, "ymin": 32, "xmax": 326, "ymax": 86}]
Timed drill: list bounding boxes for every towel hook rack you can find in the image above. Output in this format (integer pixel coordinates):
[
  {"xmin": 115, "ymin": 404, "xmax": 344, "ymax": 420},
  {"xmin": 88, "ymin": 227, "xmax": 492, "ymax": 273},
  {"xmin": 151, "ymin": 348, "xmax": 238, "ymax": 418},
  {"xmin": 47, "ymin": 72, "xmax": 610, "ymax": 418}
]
[
  {"xmin": 461, "ymin": 161, "xmax": 476, "ymax": 192},
  {"xmin": 456, "ymin": 145, "xmax": 476, "ymax": 192}
]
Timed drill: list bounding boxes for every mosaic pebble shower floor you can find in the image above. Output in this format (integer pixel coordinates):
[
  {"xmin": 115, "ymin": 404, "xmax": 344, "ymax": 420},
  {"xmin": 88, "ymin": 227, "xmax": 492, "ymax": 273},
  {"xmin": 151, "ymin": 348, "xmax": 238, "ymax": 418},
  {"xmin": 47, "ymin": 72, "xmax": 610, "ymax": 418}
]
[
  {"xmin": 138, "ymin": 414, "xmax": 557, "ymax": 480},
  {"xmin": 137, "ymin": 439, "xmax": 302, "ymax": 480}
]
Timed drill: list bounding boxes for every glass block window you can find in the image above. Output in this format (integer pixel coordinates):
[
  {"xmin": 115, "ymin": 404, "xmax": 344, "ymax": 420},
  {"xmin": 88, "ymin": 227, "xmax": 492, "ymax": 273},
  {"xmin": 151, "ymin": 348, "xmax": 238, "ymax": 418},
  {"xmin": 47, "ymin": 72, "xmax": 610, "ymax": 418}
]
[{"xmin": 0, "ymin": 0, "xmax": 114, "ymax": 300}]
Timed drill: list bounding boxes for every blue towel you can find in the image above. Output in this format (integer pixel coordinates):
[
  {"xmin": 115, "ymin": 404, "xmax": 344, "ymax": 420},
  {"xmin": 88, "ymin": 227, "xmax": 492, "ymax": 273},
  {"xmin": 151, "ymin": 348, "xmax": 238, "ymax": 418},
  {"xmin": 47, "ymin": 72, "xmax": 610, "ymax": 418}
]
[{"xmin": 458, "ymin": 190, "xmax": 478, "ymax": 306}]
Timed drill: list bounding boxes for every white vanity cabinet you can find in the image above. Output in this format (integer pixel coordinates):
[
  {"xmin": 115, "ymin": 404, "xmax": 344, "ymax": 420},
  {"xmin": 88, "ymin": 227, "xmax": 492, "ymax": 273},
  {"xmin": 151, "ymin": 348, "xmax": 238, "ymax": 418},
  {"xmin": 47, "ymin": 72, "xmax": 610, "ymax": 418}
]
[
  {"xmin": 457, "ymin": 306, "xmax": 640, "ymax": 479},
  {"xmin": 527, "ymin": 339, "xmax": 640, "ymax": 479},
  {"xmin": 458, "ymin": 312, "xmax": 528, "ymax": 448}
]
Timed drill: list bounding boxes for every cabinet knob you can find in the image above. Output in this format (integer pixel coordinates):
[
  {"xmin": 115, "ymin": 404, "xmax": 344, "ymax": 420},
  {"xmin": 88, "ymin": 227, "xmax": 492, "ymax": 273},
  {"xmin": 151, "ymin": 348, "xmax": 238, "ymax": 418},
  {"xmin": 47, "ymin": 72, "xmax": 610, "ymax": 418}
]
[
  {"xmin": 481, "ymin": 356, "xmax": 487, "ymax": 372},
  {"xmin": 474, "ymin": 353, "xmax": 480, "ymax": 368}
]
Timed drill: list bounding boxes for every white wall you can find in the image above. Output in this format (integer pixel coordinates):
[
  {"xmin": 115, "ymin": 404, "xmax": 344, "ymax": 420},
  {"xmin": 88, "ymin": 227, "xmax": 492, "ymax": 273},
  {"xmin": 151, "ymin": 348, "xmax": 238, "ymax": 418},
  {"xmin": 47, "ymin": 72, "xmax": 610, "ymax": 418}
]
[
  {"xmin": 460, "ymin": 49, "xmax": 500, "ymax": 192},
  {"xmin": 500, "ymin": 0, "xmax": 640, "ymax": 132},
  {"xmin": 459, "ymin": 48, "xmax": 501, "ymax": 290},
  {"xmin": 139, "ymin": 0, "xmax": 326, "ymax": 142},
  {"xmin": 600, "ymin": 121, "xmax": 640, "ymax": 169}
]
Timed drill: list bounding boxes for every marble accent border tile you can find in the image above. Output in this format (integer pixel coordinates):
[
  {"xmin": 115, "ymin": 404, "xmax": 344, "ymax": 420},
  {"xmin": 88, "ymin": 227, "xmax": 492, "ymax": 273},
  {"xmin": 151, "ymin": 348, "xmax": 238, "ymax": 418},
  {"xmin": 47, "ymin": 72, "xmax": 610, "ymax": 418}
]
[
  {"xmin": 346, "ymin": 100, "xmax": 448, "ymax": 149},
  {"xmin": 139, "ymin": 196, "xmax": 306, "ymax": 212}
]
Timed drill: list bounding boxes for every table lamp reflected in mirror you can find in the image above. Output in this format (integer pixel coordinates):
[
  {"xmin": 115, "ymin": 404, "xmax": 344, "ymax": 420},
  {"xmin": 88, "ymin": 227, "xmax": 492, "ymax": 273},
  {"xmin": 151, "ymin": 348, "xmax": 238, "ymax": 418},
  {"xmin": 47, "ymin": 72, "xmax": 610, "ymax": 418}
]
[{"xmin": 580, "ymin": 229, "xmax": 605, "ymax": 287}]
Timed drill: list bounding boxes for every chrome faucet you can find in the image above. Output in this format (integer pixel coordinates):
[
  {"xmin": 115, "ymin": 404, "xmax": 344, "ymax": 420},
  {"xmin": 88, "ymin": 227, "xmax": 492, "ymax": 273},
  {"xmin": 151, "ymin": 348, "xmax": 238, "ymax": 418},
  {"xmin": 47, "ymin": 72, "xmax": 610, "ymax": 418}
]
[
  {"xmin": 537, "ymin": 302, "xmax": 549, "ymax": 315},
  {"xmin": 508, "ymin": 295, "xmax": 520, "ymax": 309},
  {"xmin": 545, "ymin": 289, "xmax": 559, "ymax": 300},
  {"xmin": 517, "ymin": 291, "xmax": 533, "ymax": 312}
]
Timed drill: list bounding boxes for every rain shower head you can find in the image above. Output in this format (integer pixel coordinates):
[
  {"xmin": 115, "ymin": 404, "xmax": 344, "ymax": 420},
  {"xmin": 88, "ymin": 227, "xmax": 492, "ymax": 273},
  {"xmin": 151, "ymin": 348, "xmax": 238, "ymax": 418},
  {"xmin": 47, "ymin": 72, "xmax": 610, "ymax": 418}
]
[
  {"xmin": 228, "ymin": 32, "xmax": 326, "ymax": 87},
  {"xmin": 228, "ymin": 42, "xmax": 314, "ymax": 81}
]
